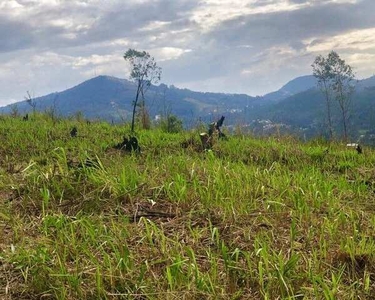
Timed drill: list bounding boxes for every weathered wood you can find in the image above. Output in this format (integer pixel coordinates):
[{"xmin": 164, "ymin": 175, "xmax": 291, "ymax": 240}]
[
  {"xmin": 70, "ymin": 126, "xmax": 78, "ymax": 137},
  {"xmin": 346, "ymin": 143, "xmax": 362, "ymax": 154},
  {"xmin": 114, "ymin": 136, "xmax": 141, "ymax": 152}
]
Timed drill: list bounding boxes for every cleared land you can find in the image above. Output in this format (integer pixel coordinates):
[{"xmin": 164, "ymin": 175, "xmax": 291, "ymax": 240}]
[{"xmin": 0, "ymin": 114, "xmax": 375, "ymax": 299}]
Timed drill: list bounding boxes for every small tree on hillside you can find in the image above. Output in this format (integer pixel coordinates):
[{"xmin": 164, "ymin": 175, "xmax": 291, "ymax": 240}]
[
  {"xmin": 157, "ymin": 84, "xmax": 183, "ymax": 133},
  {"xmin": 161, "ymin": 114, "xmax": 183, "ymax": 133},
  {"xmin": 312, "ymin": 51, "xmax": 355, "ymax": 141},
  {"xmin": 25, "ymin": 91, "xmax": 37, "ymax": 114},
  {"xmin": 327, "ymin": 51, "xmax": 355, "ymax": 141},
  {"xmin": 123, "ymin": 49, "xmax": 161, "ymax": 132},
  {"xmin": 312, "ymin": 55, "xmax": 334, "ymax": 139}
]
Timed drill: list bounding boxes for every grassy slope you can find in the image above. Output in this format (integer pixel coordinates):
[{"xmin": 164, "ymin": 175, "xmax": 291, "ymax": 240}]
[{"xmin": 1, "ymin": 114, "xmax": 375, "ymax": 299}]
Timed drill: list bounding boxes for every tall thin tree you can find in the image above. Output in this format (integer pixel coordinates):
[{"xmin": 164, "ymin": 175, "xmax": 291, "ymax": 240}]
[
  {"xmin": 312, "ymin": 55, "xmax": 334, "ymax": 139},
  {"xmin": 123, "ymin": 49, "xmax": 161, "ymax": 132},
  {"xmin": 327, "ymin": 51, "xmax": 355, "ymax": 141},
  {"xmin": 312, "ymin": 51, "xmax": 355, "ymax": 141}
]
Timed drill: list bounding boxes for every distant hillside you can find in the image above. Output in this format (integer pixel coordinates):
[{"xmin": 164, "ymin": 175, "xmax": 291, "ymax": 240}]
[
  {"xmin": 357, "ymin": 75, "xmax": 375, "ymax": 90},
  {"xmin": 262, "ymin": 75, "xmax": 317, "ymax": 103},
  {"xmin": 248, "ymin": 80, "xmax": 375, "ymax": 141},
  {"xmin": 0, "ymin": 75, "xmax": 257, "ymax": 123},
  {"xmin": 1, "ymin": 74, "xmax": 375, "ymax": 142}
]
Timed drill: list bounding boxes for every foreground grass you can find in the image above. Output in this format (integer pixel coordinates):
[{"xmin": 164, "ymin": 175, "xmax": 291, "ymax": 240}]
[{"xmin": 1, "ymin": 114, "xmax": 375, "ymax": 299}]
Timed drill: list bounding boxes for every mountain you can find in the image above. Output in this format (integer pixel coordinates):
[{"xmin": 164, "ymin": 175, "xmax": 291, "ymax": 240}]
[
  {"xmin": 0, "ymin": 76, "xmax": 136, "ymax": 121},
  {"xmin": 262, "ymin": 75, "xmax": 317, "ymax": 102},
  {"xmin": 357, "ymin": 75, "xmax": 375, "ymax": 90},
  {"xmin": 0, "ymin": 75, "xmax": 257, "ymax": 123},
  {"xmin": 0, "ymin": 74, "xmax": 319, "ymax": 122}
]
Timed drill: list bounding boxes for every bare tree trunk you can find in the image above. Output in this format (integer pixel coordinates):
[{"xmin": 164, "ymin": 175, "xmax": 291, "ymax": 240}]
[
  {"xmin": 323, "ymin": 81, "xmax": 333, "ymax": 139},
  {"xmin": 139, "ymin": 88, "xmax": 150, "ymax": 129},
  {"xmin": 342, "ymin": 109, "xmax": 348, "ymax": 141},
  {"xmin": 337, "ymin": 82, "xmax": 348, "ymax": 141},
  {"xmin": 341, "ymin": 99, "xmax": 350, "ymax": 142},
  {"xmin": 131, "ymin": 81, "xmax": 142, "ymax": 132}
]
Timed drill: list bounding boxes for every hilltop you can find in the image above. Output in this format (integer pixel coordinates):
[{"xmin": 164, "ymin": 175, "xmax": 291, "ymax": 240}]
[
  {"xmin": 0, "ymin": 75, "xmax": 257, "ymax": 124},
  {"xmin": 1, "ymin": 114, "xmax": 375, "ymax": 298}
]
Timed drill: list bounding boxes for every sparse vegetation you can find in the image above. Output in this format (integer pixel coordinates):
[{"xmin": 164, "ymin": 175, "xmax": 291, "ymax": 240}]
[{"xmin": 1, "ymin": 114, "xmax": 375, "ymax": 299}]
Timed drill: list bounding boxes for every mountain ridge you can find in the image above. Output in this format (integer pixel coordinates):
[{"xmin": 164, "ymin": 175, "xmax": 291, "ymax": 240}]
[
  {"xmin": 1, "ymin": 74, "xmax": 375, "ymax": 142},
  {"xmin": 0, "ymin": 74, "xmax": 319, "ymax": 111}
]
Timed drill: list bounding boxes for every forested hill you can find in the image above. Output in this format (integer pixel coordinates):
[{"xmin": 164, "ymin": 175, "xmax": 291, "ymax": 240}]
[
  {"xmin": 1, "ymin": 74, "xmax": 375, "ymax": 142},
  {"xmin": 0, "ymin": 75, "xmax": 257, "ymax": 123}
]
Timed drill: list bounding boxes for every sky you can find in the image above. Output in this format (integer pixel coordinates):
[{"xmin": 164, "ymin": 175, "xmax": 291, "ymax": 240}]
[{"xmin": 1, "ymin": 0, "xmax": 375, "ymax": 105}]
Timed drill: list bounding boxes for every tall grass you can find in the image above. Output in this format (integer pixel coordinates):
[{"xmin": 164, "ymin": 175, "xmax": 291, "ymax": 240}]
[{"xmin": 0, "ymin": 113, "xmax": 375, "ymax": 299}]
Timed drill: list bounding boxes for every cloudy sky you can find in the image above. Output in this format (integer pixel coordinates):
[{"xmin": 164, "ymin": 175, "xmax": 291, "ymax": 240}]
[{"xmin": 1, "ymin": 0, "xmax": 375, "ymax": 105}]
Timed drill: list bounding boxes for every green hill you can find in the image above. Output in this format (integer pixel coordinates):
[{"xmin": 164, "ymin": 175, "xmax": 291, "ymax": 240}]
[
  {"xmin": 0, "ymin": 75, "xmax": 257, "ymax": 124},
  {"xmin": 1, "ymin": 114, "xmax": 375, "ymax": 299},
  {"xmin": 248, "ymin": 85, "xmax": 375, "ymax": 142}
]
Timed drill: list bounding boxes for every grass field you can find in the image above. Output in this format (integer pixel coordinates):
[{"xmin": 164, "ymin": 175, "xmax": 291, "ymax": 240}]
[{"xmin": 1, "ymin": 114, "xmax": 375, "ymax": 299}]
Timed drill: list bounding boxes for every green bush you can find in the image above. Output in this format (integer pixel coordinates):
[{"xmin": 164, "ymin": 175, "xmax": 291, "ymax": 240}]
[{"xmin": 160, "ymin": 114, "xmax": 183, "ymax": 133}]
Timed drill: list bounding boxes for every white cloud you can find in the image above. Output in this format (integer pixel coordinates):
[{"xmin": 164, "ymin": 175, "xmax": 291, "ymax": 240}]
[
  {"xmin": 152, "ymin": 47, "xmax": 192, "ymax": 61},
  {"xmin": 0, "ymin": 0, "xmax": 374, "ymax": 104},
  {"xmin": 303, "ymin": 27, "xmax": 375, "ymax": 77},
  {"xmin": 139, "ymin": 20, "xmax": 172, "ymax": 32},
  {"xmin": 190, "ymin": 0, "xmax": 305, "ymax": 32},
  {"xmin": 72, "ymin": 54, "xmax": 120, "ymax": 68},
  {"xmin": 305, "ymin": 27, "xmax": 375, "ymax": 52}
]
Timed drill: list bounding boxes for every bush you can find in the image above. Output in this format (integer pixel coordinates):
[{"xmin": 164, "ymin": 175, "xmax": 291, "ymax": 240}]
[{"xmin": 160, "ymin": 114, "xmax": 183, "ymax": 133}]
